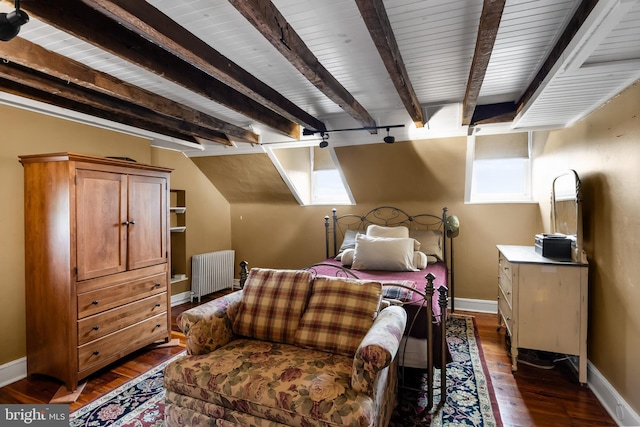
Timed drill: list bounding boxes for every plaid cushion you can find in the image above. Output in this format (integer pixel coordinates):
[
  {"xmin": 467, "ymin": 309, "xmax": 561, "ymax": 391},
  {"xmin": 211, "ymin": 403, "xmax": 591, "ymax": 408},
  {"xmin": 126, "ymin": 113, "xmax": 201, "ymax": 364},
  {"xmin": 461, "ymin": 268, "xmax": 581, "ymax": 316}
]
[
  {"xmin": 294, "ymin": 276, "xmax": 382, "ymax": 356},
  {"xmin": 233, "ymin": 268, "xmax": 313, "ymax": 345},
  {"xmin": 382, "ymin": 280, "xmax": 416, "ymax": 302}
]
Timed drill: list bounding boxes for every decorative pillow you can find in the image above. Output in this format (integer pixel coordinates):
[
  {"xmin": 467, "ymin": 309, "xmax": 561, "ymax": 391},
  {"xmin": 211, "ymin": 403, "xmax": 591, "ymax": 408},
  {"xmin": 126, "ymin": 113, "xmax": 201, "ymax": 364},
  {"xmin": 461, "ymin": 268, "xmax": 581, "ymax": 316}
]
[
  {"xmin": 382, "ymin": 280, "xmax": 416, "ymax": 302},
  {"xmin": 413, "ymin": 251, "xmax": 428, "ymax": 269},
  {"xmin": 233, "ymin": 268, "xmax": 313, "ymax": 345},
  {"xmin": 427, "ymin": 255, "xmax": 439, "ymax": 264},
  {"xmin": 338, "ymin": 229, "xmax": 364, "ymax": 254},
  {"xmin": 294, "ymin": 276, "xmax": 382, "ymax": 356},
  {"xmin": 340, "ymin": 248, "xmax": 355, "ymax": 266},
  {"xmin": 352, "ymin": 234, "xmax": 417, "ymax": 271},
  {"xmin": 410, "ymin": 230, "xmax": 443, "ymax": 260},
  {"xmin": 366, "ymin": 224, "xmax": 409, "ymax": 238}
]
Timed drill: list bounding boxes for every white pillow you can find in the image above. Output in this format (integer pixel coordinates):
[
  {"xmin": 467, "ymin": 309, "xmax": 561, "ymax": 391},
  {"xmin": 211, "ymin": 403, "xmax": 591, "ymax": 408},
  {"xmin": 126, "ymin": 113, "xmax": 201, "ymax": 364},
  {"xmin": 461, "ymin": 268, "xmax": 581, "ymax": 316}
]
[
  {"xmin": 366, "ymin": 224, "xmax": 409, "ymax": 238},
  {"xmin": 410, "ymin": 230, "xmax": 443, "ymax": 261},
  {"xmin": 413, "ymin": 251, "xmax": 427, "ymax": 269},
  {"xmin": 352, "ymin": 234, "xmax": 417, "ymax": 271},
  {"xmin": 340, "ymin": 248, "xmax": 355, "ymax": 266}
]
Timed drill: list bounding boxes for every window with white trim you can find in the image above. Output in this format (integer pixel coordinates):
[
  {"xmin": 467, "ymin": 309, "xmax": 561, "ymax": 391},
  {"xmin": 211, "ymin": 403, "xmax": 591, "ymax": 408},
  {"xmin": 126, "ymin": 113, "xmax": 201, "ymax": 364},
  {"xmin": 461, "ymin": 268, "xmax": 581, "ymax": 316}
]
[
  {"xmin": 311, "ymin": 146, "xmax": 353, "ymax": 205},
  {"xmin": 465, "ymin": 131, "xmax": 532, "ymax": 203}
]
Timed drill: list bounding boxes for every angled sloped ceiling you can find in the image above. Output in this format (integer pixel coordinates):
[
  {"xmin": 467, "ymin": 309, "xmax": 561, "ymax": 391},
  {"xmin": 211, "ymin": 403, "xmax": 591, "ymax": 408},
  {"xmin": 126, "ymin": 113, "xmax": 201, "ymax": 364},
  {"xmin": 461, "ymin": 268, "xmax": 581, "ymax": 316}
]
[{"xmin": 191, "ymin": 154, "xmax": 296, "ymax": 204}]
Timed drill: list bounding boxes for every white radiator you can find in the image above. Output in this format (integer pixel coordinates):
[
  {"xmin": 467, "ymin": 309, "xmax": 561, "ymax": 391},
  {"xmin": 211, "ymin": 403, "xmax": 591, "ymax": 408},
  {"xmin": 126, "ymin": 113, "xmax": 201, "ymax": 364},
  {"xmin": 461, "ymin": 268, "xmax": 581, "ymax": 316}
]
[{"xmin": 191, "ymin": 250, "xmax": 235, "ymax": 302}]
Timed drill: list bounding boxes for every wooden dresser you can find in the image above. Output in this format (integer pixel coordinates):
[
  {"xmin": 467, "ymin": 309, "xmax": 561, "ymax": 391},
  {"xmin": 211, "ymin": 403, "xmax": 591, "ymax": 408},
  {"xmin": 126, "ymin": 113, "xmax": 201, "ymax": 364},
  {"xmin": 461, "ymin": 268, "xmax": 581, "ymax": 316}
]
[
  {"xmin": 20, "ymin": 153, "xmax": 172, "ymax": 392},
  {"xmin": 496, "ymin": 245, "xmax": 589, "ymax": 384}
]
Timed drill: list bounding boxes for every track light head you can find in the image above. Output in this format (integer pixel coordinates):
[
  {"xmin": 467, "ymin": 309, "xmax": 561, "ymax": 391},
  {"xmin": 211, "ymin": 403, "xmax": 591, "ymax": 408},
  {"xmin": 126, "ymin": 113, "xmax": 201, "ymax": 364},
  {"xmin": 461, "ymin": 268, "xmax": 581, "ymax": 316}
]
[
  {"xmin": 319, "ymin": 132, "xmax": 329, "ymax": 148},
  {"xmin": 0, "ymin": 1, "xmax": 29, "ymax": 42},
  {"xmin": 383, "ymin": 127, "xmax": 395, "ymax": 144}
]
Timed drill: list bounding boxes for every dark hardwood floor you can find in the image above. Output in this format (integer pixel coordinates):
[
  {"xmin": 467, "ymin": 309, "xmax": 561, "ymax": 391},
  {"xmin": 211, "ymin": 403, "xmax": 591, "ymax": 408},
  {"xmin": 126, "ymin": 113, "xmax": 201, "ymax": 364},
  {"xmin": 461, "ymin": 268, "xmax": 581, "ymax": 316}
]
[{"xmin": 0, "ymin": 296, "xmax": 616, "ymax": 426}]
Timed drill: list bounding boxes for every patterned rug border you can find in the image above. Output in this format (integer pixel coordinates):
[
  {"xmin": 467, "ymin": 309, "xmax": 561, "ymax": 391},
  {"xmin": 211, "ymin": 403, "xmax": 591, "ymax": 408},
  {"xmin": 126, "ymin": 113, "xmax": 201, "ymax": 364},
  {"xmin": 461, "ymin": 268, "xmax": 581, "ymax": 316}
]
[
  {"xmin": 467, "ymin": 315, "xmax": 503, "ymax": 427},
  {"xmin": 425, "ymin": 313, "xmax": 503, "ymax": 427},
  {"xmin": 69, "ymin": 351, "xmax": 186, "ymax": 427}
]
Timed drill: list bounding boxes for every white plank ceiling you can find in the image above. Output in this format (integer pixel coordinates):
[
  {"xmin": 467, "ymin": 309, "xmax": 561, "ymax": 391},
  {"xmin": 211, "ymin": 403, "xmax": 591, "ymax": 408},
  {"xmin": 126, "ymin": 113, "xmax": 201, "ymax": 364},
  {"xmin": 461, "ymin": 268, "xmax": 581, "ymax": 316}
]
[{"xmin": 0, "ymin": 0, "xmax": 639, "ymax": 155}]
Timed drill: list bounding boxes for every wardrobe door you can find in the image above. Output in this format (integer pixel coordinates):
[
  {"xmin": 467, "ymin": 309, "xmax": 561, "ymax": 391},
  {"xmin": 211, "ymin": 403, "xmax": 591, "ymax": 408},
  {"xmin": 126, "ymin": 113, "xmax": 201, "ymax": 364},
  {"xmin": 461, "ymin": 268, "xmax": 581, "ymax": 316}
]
[
  {"xmin": 76, "ymin": 169, "xmax": 128, "ymax": 281},
  {"xmin": 127, "ymin": 174, "xmax": 168, "ymax": 270}
]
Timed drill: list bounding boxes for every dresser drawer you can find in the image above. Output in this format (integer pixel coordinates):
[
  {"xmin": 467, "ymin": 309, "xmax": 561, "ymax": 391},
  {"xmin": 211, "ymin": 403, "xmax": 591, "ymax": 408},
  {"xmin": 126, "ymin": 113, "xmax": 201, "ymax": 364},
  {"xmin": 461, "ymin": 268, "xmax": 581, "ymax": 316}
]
[
  {"xmin": 77, "ymin": 293, "xmax": 167, "ymax": 345},
  {"xmin": 498, "ymin": 288, "xmax": 513, "ymax": 336},
  {"xmin": 78, "ymin": 273, "xmax": 166, "ymax": 318},
  {"xmin": 78, "ymin": 313, "xmax": 168, "ymax": 372},
  {"xmin": 498, "ymin": 255, "xmax": 513, "ymax": 295}
]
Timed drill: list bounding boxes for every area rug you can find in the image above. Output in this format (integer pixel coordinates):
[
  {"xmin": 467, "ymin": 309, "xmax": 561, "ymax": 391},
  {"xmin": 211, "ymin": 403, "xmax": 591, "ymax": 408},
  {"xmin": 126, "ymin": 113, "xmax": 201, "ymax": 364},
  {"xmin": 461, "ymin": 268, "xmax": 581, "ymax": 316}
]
[
  {"xmin": 70, "ymin": 314, "xmax": 500, "ymax": 426},
  {"xmin": 69, "ymin": 352, "xmax": 186, "ymax": 427},
  {"xmin": 391, "ymin": 314, "xmax": 502, "ymax": 426}
]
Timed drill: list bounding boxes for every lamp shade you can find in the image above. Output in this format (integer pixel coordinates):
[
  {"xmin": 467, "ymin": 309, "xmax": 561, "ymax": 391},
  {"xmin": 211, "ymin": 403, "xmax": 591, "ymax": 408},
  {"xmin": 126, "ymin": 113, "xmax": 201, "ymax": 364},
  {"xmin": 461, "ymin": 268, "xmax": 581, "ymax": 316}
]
[{"xmin": 445, "ymin": 215, "xmax": 460, "ymax": 238}]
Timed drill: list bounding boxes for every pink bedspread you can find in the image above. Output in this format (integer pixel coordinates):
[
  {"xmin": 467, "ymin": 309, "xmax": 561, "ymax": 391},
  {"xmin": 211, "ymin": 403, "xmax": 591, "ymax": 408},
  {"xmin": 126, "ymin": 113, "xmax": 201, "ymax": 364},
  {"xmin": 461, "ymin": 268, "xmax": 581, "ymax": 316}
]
[{"xmin": 309, "ymin": 259, "xmax": 448, "ymax": 339}]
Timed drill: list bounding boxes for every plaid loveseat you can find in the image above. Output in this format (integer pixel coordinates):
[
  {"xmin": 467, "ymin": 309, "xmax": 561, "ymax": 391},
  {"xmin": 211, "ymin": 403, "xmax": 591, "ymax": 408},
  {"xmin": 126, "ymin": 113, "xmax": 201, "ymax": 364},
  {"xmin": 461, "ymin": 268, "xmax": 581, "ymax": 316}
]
[{"xmin": 164, "ymin": 268, "xmax": 407, "ymax": 427}]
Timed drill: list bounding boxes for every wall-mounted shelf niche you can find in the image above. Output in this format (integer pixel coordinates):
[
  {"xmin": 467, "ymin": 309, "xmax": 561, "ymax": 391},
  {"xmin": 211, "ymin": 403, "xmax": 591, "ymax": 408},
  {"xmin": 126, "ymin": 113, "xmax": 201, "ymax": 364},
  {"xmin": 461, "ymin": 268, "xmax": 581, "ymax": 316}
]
[{"xmin": 170, "ymin": 189, "xmax": 187, "ymax": 285}]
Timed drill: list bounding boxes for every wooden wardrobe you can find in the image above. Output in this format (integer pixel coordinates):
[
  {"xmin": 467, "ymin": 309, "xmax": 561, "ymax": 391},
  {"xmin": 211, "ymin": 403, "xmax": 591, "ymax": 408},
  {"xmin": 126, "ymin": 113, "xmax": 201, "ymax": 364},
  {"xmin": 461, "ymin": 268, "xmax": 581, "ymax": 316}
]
[{"xmin": 20, "ymin": 152, "xmax": 172, "ymax": 392}]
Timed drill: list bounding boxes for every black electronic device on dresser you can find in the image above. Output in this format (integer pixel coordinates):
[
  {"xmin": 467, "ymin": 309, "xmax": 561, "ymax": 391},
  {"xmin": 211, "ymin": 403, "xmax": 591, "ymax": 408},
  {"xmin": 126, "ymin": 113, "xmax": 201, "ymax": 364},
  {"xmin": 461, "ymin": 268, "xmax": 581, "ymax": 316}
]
[{"xmin": 534, "ymin": 233, "xmax": 572, "ymax": 260}]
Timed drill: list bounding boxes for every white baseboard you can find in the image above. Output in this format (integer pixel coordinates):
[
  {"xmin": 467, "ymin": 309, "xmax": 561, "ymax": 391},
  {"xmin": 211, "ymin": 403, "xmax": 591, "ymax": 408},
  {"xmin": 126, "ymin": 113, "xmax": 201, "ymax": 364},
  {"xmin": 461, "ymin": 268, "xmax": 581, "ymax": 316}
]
[
  {"xmin": 0, "ymin": 357, "xmax": 26, "ymax": 389},
  {"xmin": 171, "ymin": 291, "xmax": 192, "ymax": 306},
  {"xmin": 452, "ymin": 297, "xmax": 498, "ymax": 313},
  {"xmin": 585, "ymin": 359, "xmax": 640, "ymax": 426}
]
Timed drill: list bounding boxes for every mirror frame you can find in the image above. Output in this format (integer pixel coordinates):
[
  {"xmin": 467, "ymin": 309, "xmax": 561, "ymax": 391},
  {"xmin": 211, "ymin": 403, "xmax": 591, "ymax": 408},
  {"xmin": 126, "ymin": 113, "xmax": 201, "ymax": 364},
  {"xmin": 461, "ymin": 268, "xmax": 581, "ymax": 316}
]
[{"xmin": 551, "ymin": 169, "xmax": 585, "ymax": 263}]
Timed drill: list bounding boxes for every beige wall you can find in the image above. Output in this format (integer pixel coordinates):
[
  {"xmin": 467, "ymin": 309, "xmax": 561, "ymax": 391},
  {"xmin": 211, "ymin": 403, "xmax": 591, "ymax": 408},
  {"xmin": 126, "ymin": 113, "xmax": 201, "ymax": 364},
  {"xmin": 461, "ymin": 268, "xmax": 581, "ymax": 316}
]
[
  {"xmin": 230, "ymin": 137, "xmax": 542, "ymax": 303},
  {"xmin": 151, "ymin": 148, "xmax": 232, "ymax": 294},
  {"xmin": 0, "ymin": 104, "xmax": 230, "ymax": 365},
  {"xmin": 532, "ymin": 81, "xmax": 640, "ymax": 415}
]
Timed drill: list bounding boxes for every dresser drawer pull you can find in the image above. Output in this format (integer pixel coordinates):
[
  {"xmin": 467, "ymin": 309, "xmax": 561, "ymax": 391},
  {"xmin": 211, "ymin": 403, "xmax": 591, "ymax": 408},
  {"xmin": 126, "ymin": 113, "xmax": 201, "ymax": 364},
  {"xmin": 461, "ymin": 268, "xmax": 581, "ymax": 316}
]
[
  {"xmin": 155, "ymin": 303, "xmax": 161, "ymax": 307},
  {"xmin": 92, "ymin": 325, "xmax": 100, "ymax": 331},
  {"xmin": 154, "ymin": 283, "xmax": 161, "ymax": 288},
  {"xmin": 92, "ymin": 300, "xmax": 99, "ymax": 305},
  {"xmin": 156, "ymin": 324, "xmax": 161, "ymax": 328},
  {"xmin": 93, "ymin": 351, "xmax": 100, "ymax": 356}
]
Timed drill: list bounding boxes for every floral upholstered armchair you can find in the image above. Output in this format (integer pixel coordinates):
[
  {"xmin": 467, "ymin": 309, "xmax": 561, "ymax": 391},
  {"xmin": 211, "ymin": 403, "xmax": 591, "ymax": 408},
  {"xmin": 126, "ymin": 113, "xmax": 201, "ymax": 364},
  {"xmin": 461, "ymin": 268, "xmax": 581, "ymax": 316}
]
[{"xmin": 163, "ymin": 268, "xmax": 407, "ymax": 427}]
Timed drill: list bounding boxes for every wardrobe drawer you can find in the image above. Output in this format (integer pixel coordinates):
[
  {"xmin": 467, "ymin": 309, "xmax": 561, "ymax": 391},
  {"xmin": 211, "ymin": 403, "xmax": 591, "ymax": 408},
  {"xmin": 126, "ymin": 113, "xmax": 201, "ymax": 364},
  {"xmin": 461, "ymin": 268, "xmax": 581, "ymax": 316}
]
[
  {"xmin": 77, "ymin": 293, "xmax": 167, "ymax": 345},
  {"xmin": 78, "ymin": 313, "xmax": 167, "ymax": 372},
  {"xmin": 498, "ymin": 270, "xmax": 513, "ymax": 306},
  {"xmin": 78, "ymin": 273, "xmax": 166, "ymax": 318}
]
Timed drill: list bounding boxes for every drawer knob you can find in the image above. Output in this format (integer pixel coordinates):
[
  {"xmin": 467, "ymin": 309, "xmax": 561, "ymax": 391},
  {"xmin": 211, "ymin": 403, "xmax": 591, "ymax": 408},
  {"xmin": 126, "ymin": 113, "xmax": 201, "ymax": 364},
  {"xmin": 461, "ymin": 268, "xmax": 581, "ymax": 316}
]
[
  {"xmin": 92, "ymin": 325, "xmax": 100, "ymax": 331},
  {"xmin": 130, "ymin": 220, "xmax": 136, "ymax": 225},
  {"xmin": 93, "ymin": 351, "xmax": 100, "ymax": 356},
  {"xmin": 92, "ymin": 300, "xmax": 99, "ymax": 305},
  {"xmin": 155, "ymin": 283, "xmax": 161, "ymax": 287},
  {"xmin": 156, "ymin": 323, "xmax": 161, "ymax": 328},
  {"xmin": 155, "ymin": 303, "xmax": 161, "ymax": 307}
]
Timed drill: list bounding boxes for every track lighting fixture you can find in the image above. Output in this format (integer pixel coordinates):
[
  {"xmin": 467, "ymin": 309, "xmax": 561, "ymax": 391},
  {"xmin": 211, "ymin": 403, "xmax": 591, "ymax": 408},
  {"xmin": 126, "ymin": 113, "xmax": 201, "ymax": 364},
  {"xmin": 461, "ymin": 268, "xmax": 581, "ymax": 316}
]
[
  {"xmin": 0, "ymin": 0, "xmax": 29, "ymax": 42},
  {"xmin": 319, "ymin": 132, "xmax": 329, "ymax": 148},
  {"xmin": 383, "ymin": 127, "xmax": 395, "ymax": 144}
]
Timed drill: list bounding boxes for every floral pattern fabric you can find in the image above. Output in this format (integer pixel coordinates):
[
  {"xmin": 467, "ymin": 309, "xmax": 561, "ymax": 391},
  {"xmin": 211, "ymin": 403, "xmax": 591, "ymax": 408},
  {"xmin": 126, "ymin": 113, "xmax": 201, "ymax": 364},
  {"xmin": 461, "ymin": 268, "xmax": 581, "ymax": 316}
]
[
  {"xmin": 352, "ymin": 306, "xmax": 406, "ymax": 395},
  {"xmin": 177, "ymin": 291, "xmax": 243, "ymax": 355},
  {"xmin": 165, "ymin": 305, "xmax": 407, "ymax": 427}
]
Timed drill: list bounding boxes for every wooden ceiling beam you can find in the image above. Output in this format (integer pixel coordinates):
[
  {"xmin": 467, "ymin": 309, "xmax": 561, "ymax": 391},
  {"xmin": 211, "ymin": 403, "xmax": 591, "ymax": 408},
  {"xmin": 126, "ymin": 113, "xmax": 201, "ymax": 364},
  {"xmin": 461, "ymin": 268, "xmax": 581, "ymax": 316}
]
[
  {"xmin": 0, "ymin": 37, "xmax": 258, "ymax": 144},
  {"xmin": 16, "ymin": 0, "xmax": 300, "ymax": 139},
  {"xmin": 355, "ymin": 0, "xmax": 424, "ymax": 128},
  {"xmin": 229, "ymin": 0, "xmax": 378, "ymax": 133},
  {"xmin": 80, "ymin": 0, "xmax": 326, "ymax": 133},
  {"xmin": 0, "ymin": 63, "xmax": 233, "ymax": 145},
  {"xmin": 462, "ymin": 0, "xmax": 506, "ymax": 126}
]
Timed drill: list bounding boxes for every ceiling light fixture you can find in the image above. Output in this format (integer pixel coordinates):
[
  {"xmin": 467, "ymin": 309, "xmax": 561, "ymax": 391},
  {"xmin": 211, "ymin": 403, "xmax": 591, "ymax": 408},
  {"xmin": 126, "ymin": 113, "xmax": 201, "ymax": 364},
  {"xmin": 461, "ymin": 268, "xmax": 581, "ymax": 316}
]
[
  {"xmin": 303, "ymin": 123, "xmax": 404, "ymax": 137},
  {"xmin": 0, "ymin": 0, "xmax": 29, "ymax": 42},
  {"xmin": 319, "ymin": 132, "xmax": 329, "ymax": 148},
  {"xmin": 383, "ymin": 127, "xmax": 395, "ymax": 144}
]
